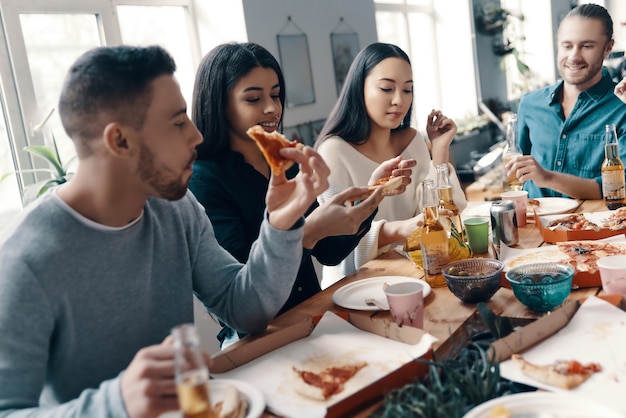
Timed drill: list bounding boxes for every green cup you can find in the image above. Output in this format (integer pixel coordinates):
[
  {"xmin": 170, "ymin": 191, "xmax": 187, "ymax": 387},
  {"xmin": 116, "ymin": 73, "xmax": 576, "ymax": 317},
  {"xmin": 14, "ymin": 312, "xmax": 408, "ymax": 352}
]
[{"xmin": 463, "ymin": 218, "xmax": 490, "ymax": 254}]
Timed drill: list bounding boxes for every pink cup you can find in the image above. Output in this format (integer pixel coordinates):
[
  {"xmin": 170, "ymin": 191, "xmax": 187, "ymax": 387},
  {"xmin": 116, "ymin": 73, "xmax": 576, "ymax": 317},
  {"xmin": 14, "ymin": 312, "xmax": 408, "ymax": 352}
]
[
  {"xmin": 501, "ymin": 190, "xmax": 528, "ymax": 226},
  {"xmin": 597, "ymin": 255, "xmax": 626, "ymax": 295},
  {"xmin": 384, "ymin": 282, "xmax": 424, "ymax": 328}
]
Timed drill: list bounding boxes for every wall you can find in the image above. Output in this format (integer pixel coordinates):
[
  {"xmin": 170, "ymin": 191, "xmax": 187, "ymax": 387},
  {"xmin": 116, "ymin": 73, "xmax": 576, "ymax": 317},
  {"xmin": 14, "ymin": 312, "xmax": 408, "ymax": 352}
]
[{"xmin": 241, "ymin": 0, "xmax": 378, "ymax": 129}]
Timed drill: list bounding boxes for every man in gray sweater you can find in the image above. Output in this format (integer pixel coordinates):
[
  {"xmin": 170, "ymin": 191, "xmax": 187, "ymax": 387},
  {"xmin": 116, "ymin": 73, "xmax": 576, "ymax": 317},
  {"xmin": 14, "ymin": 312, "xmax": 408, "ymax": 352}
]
[{"xmin": 0, "ymin": 45, "xmax": 331, "ymax": 417}]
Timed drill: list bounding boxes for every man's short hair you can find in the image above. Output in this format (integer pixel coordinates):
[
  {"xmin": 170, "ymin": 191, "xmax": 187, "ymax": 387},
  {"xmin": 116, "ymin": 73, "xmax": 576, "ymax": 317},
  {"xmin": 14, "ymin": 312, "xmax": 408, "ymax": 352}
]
[{"xmin": 58, "ymin": 45, "xmax": 176, "ymax": 157}]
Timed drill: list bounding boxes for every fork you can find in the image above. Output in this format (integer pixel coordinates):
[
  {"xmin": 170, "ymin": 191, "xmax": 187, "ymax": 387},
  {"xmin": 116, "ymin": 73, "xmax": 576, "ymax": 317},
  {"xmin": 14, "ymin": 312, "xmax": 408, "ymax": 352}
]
[{"xmin": 364, "ymin": 297, "xmax": 388, "ymax": 310}]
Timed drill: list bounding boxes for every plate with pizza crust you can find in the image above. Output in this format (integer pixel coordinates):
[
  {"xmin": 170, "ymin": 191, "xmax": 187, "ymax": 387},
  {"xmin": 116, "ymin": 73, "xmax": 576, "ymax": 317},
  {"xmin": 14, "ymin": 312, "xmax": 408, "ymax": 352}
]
[
  {"xmin": 463, "ymin": 392, "xmax": 622, "ymax": 418},
  {"xmin": 332, "ymin": 276, "xmax": 431, "ymax": 311},
  {"xmin": 157, "ymin": 378, "xmax": 265, "ymax": 418}
]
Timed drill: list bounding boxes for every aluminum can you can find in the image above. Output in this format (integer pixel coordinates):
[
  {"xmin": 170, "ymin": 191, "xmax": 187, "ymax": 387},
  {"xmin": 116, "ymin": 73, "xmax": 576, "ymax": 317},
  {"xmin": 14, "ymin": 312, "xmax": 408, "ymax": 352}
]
[{"xmin": 490, "ymin": 200, "xmax": 519, "ymax": 252}]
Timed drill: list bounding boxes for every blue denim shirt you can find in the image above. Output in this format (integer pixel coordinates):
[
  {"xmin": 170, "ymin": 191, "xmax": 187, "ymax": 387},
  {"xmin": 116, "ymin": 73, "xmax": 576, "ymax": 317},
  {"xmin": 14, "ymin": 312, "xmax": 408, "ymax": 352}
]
[{"xmin": 518, "ymin": 68, "xmax": 626, "ymax": 198}]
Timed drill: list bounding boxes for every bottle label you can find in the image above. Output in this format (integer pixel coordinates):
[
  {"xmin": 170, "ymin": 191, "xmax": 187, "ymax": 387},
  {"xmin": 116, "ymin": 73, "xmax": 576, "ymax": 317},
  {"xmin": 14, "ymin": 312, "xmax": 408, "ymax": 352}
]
[
  {"xmin": 421, "ymin": 243, "xmax": 449, "ymax": 274},
  {"xmin": 602, "ymin": 171, "xmax": 626, "ymax": 199}
]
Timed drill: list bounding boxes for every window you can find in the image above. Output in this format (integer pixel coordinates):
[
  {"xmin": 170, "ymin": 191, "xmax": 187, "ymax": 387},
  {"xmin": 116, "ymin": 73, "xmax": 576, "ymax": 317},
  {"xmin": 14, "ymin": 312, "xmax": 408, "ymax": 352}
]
[
  {"xmin": 0, "ymin": 0, "xmax": 203, "ymax": 224},
  {"xmin": 0, "ymin": 91, "xmax": 21, "ymax": 230},
  {"xmin": 374, "ymin": 0, "xmax": 478, "ymax": 126}
]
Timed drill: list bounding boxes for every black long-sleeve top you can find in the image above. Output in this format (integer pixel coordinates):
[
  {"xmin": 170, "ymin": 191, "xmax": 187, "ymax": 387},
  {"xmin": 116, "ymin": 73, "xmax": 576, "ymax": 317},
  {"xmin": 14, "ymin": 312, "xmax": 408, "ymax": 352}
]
[{"xmin": 189, "ymin": 150, "xmax": 374, "ymax": 344}]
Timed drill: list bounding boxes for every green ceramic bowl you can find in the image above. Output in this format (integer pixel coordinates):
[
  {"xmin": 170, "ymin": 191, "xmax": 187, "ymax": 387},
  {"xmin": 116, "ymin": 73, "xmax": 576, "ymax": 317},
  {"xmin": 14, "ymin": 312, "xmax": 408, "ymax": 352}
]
[{"xmin": 505, "ymin": 263, "xmax": 574, "ymax": 312}]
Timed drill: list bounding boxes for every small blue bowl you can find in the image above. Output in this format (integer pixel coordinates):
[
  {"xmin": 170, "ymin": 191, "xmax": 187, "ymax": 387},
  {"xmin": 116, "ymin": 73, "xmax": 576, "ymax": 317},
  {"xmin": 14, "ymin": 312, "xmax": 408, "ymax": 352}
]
[
  {"xmin": 442, "ymin": 259, "xmax": 504, "ymax": 303},
  {"xmin": 505, "ymin": 263, "xmax": 574, "ymax": 312}
]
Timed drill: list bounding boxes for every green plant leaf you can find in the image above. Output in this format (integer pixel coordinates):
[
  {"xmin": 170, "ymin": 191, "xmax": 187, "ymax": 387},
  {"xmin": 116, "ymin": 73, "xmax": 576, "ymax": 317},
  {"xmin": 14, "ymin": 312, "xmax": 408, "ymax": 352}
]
[{"xmin": 23, "ymin": 145, "xmax": 65, "ymax": 178}]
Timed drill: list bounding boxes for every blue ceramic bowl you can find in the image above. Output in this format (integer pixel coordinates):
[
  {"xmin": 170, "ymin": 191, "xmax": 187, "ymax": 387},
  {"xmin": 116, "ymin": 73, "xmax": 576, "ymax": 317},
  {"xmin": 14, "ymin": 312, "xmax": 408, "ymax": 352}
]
[
  {"xmin": 442, "ymin": 259, "xmax": 504, "ymax": 303},
  {"xmin": 505, "ymin": 263, "xmax": 574, "ymax": 312}
]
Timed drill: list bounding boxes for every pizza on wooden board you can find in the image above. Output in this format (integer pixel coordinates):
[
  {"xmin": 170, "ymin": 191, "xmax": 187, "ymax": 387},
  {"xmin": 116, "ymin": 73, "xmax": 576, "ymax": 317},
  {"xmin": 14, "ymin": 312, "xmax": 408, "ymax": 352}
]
[
  {"xmin": 511, "ymin": 354, "xmax": 601, "ymax": 389},
  {"xmin": 246, "ymin": 125, "xmax": 304, "ymax": 175},
  {"xmin": 507, "ymin": 240, "xmax": 626, "ymax": 274},
  {"xmin": 289, "ymin": 362, "xmax": 367, "ymax": 400}
]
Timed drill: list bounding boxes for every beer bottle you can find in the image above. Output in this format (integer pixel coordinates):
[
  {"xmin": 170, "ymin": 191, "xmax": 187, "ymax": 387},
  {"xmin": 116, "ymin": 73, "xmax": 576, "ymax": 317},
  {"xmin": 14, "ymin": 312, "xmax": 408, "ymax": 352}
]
[
  {"xmin": 172, "ymin": 324, "xmax": 218, "ymax": 418},
  {"xmin": 420, "ymin": 179, "xmax": 449, "ymax": 287},
  {"xmin": 502, "ymin": 113, "xmax": 523, "ymax": 191},
  {"xmin": 436, "ymin": 163, "xmax": 464, "ymax": 242},
  {"xmin": 602, "ymin": 124, "xmax": 626, "ymax": 210}
]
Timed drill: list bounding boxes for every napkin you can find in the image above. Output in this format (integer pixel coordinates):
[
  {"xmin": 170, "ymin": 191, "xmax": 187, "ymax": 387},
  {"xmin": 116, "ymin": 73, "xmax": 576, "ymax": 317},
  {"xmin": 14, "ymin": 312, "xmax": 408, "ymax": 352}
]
[
  {"xmin": 212, "ymin": 311, "xmax": 437, "ymax": 418},
  {"xmin": 499, "ymin": 296, "xmax": 626, "ymax": 414}
]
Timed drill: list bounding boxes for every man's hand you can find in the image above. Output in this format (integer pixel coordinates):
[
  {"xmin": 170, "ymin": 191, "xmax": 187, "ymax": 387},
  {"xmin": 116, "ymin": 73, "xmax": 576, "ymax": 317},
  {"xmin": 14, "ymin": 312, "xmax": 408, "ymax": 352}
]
[
  {"xmin": 302, "ymin": 186, "xmax": 383, "ymax": 248},
  {"xmin": 615, "ymin": 77, "xmax": 626, "ymax": 104},
  {"xmin": 368, "ymin": 156, "xmax": 416, "ymax": 196},
  {"xmin": 121, "ymin": 337, "xmax": 213, "ymax": 418},
  {"xmin": 505, "ymin": 154, "xmax": 601, "ymax": 199},
  {"xmin": 426, "ymin": 109, "xmax": 457, "ymax": 147},
  {"xmin": 266, "ymin": 145, "xmax": 330, "ymax": 230},
  {"xmin": 505, "ymin": 154, "xmax": 551, "ymax": 187}
]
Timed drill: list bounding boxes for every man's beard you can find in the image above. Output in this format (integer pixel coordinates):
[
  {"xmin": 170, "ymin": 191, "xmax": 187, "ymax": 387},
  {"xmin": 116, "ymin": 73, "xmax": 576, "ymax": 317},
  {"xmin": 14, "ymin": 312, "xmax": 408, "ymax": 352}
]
[{"xmin": 137, "ymin": 142, "xmax": 188, "ymax": 201}]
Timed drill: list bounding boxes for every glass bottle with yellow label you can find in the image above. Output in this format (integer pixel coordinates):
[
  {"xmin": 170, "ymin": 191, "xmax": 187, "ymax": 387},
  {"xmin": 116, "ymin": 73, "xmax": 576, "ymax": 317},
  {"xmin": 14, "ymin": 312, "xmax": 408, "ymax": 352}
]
[
  {"xmin": 602, "ymin": 123, "xmax": 626, "ymax": 210},
  {"xmin": 420, "ymin": 179, "xmax": 449, "ymax": 287}
]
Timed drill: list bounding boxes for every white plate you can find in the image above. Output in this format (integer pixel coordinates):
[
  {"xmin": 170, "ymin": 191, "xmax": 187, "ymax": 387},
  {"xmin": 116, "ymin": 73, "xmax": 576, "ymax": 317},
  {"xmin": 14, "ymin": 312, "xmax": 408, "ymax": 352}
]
[
  {"xmin": 463, "ymin": 197, "xmax": 579, "ymax": 218},
  {"xmin": 158, "ymin": 378, "xmax": 265, "ymax": 418},
  {"xmin": 463, "ymin": 392, "xmax": 622, "ymax": 418},
  {"xmin": 332, "ymin": 276, "xmax": 431, "ymax": 311},
  {"xmin": 527, "ymin": 197, "xmax": 580, "ymax": 216}
]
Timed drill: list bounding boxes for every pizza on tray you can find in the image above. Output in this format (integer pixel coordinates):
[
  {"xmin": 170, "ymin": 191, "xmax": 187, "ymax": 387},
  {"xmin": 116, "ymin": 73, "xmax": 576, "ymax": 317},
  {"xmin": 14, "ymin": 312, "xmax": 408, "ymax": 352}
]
[
  {"xmin": 547, "ymin": 213, "xmax": 600, "ymax": 231},
  {"xmin": 512, "ymin": 354, "xmax": 601, "ymax": 390},
  {"xmin": 602, "ymin": 207, "xmax": 626, "ymax": 230},
  {"xmin": 506, "ymin": 240, "xmax": 626, "ymax": 274},
  {"xmin": 289, "ymin": 361, "xmax": 367, "ymax": 401}
]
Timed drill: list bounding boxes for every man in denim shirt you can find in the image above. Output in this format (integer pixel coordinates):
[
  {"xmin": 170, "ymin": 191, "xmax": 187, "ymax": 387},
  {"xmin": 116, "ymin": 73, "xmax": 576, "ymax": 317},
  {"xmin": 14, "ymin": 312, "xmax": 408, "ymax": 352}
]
[{"xmin": 506, "ymin": 4, "xmax": 626, "ymax": 198}]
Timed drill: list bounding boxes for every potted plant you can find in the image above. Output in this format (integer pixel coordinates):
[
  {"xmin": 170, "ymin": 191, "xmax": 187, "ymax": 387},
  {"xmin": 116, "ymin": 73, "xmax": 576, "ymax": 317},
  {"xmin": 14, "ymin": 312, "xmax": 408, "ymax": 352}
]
[{"xmin": 0, "ymin": 134, "xmax": 74, "ymax": 206}]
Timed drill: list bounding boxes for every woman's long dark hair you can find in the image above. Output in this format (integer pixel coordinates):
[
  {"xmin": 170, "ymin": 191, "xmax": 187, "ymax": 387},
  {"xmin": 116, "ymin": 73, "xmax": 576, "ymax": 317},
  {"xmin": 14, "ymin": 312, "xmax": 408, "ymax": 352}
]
[
  {"xmin": 192, "ymin": 42, "xmax": 286, "ymax": 159},
  {"xmin": 315, "ymin": 42, "xmax": 412, "ymax": 148}
]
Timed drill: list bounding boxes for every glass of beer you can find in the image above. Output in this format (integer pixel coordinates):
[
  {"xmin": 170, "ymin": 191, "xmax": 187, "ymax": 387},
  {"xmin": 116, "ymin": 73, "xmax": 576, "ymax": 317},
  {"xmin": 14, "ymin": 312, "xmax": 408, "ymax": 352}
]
[{"xmin": 172, "ymin": 324, "xmax": 217, "ymax": 418}]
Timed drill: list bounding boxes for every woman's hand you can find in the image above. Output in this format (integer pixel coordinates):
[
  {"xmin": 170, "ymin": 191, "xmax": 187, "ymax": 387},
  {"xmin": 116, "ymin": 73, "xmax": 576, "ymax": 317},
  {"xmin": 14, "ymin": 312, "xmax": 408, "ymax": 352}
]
[
  {"xmin": 426, "ymin": 109, "xmax": 456, "ymax": 147},
  {"xmin": 302, "ymin": 186, "xmax": 384, "ymax": 248},
  {"xmin": 368, "ymin": 156, "xmax": 416, "ymax": 196}
]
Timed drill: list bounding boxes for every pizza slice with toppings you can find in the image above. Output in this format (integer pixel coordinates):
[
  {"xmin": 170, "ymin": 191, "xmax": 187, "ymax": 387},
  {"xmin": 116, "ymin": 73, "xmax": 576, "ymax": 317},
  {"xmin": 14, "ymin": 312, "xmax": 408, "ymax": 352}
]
[
  {"xmin": 547, "ymin": 213, "xmax": 600, "ymax": 231},
  {"xmin": 512, "ymin": 354, "xmax": 601, "ymax": 389},
  {"xmin": 289, "ymin": 362, "xmax": 367, "ymax": 400},
  {"xmin": 246, "ymin": 125, "xmax": 304, "ymax": 175},
  {"xmin": 557, "ymin": 241, "xmax": 626, "ymax": 273}
]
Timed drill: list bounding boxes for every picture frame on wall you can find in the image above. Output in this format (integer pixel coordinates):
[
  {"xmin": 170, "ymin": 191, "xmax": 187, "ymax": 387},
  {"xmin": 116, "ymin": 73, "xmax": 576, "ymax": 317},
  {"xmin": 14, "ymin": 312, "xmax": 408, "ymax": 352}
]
[
  {"xmin": 277, "ymin": 33, "xmax": 316, "ymax": 107},
  {"xmin": 330, "ymin": 32, "xmax": 359, "ymax": 95}
]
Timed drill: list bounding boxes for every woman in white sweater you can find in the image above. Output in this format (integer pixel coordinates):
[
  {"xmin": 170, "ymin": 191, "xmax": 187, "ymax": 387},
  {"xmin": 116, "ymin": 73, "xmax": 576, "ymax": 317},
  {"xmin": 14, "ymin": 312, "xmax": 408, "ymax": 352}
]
[{"xmin": 315, "ymin": 42, "xmax": 467, "ymax": 288}]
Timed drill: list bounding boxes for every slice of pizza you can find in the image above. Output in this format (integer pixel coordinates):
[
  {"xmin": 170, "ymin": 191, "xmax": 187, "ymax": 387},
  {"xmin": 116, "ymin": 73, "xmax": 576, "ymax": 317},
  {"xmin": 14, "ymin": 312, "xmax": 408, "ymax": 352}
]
[
  {"xmin": 246, "ymin": 125, "xmax": 304, "ymax": 175},
  {"xmin": 547, "ymin": 213, "xmax": 600, "ymax": 231},
  {"xmin": 511, "ymin": 354, "xmax": 601, "ymax": 390},
  {"xmin": 289, "ymin": 362, "xmax": 367, "ymax": 401},
  {"xmin": 557, "ymin": 241, "xmax": 626, "ymax": 273},
  {"xmin": 346, "ymin": 176, "xmax": 403, "ymax": 203}
]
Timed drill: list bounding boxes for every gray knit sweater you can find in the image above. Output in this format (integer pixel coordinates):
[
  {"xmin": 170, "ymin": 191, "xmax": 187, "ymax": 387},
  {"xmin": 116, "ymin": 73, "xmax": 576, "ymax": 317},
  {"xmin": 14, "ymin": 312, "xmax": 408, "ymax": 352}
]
[{"xmin": 0, "ymin": 190, "xmax": 303, "ymax": 417}]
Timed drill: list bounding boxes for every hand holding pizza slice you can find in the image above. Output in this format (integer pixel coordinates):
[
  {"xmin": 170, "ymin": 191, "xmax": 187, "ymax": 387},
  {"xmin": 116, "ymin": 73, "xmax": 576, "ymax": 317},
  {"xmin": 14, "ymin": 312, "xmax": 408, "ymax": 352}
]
[{"xmin": 246, "ymin": 125, "xmax": 304, "ymax": 176}]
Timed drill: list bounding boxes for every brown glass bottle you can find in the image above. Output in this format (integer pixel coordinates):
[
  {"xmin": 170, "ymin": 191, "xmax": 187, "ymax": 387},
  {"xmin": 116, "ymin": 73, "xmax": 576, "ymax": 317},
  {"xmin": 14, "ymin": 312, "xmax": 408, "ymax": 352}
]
[
  {"xmin": 420, "ymin": 179, "xmax": 449, "ymax": 287},
  {"xmin": 602, "ymin": 124, "xmax": 626, "ymax": 210}
]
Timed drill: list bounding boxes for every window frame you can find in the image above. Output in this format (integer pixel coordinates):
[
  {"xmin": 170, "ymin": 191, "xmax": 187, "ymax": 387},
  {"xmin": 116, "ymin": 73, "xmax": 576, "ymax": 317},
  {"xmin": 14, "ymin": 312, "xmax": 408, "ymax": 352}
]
[{"xmin": 0, "ymin": 0, "xmax": 199, "ymax": 205}]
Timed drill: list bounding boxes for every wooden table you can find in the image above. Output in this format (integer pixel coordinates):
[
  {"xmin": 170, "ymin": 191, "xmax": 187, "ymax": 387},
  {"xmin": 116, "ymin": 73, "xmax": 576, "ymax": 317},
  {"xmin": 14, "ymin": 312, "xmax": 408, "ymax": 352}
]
[{"xmin": 237, "ymin": 198, "xmax": 609, "ymax": 417}]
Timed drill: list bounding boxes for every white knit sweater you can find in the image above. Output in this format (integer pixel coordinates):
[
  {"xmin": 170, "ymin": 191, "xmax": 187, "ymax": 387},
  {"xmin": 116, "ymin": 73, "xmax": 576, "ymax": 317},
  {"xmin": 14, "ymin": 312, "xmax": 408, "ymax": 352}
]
[{"xmin": 317, "ymin": 133, "xmax": 467, "ymax": 288}]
